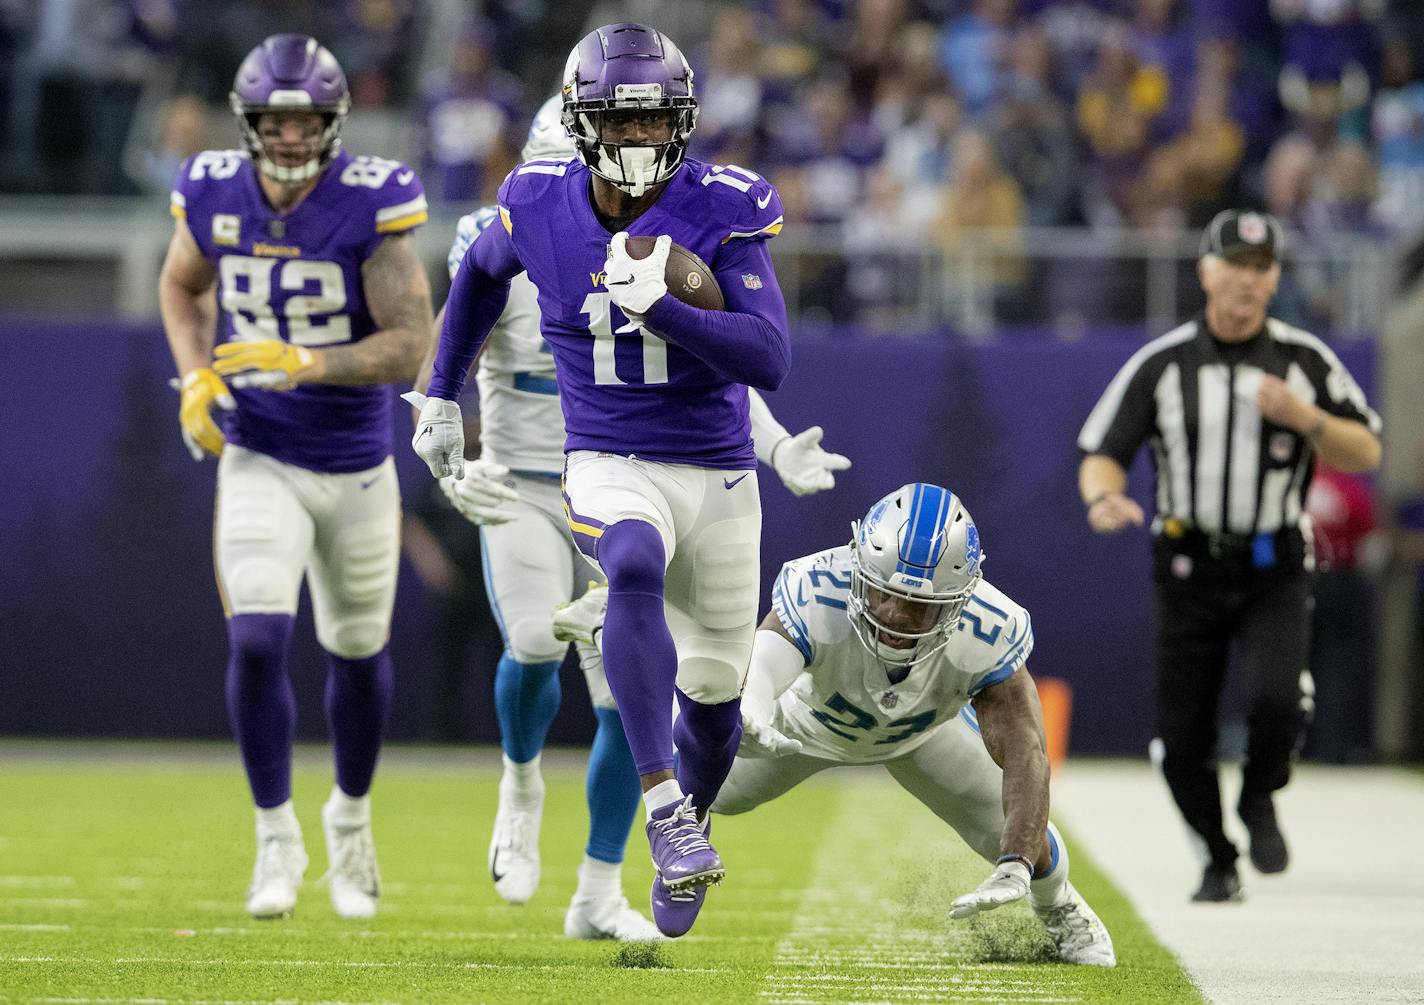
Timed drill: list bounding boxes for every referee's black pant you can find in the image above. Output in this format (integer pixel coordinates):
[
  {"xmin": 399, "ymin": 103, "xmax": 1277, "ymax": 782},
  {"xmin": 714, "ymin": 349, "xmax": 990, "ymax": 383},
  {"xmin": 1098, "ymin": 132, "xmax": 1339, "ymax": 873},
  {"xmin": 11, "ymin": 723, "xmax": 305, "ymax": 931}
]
[{"xmin": 1152, "ymin": 537, "xmax": 1312, "ymax": 867}]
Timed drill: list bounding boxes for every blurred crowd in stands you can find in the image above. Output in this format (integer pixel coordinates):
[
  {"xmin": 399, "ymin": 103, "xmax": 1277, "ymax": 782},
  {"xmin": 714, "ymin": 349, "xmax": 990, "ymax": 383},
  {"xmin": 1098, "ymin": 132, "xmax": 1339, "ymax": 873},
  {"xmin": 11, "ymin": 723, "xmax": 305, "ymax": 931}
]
[{"xmin": 3, "ymin": 0, "xmax": 1424, "ymax": 332}]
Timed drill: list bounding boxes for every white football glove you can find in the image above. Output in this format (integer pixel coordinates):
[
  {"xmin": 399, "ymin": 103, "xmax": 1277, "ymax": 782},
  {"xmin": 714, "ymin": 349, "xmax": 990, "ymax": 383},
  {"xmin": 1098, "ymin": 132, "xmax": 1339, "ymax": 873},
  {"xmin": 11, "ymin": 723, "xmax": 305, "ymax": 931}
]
[
  {"xmin": 439, "ymin": 459, "xmax": 520, "ymax": 525},
  {"xmin": 737, "ymin": 710, "xmax": 803, "ymax": 759},
  {"xmin": 770, "ymin": 426, "xmax": 852, "ymax": 496},
  {"xmin": 949, "ymin": 861, "xmax": 1032, "ymax": 919},
  {"xmin": 604, "ymin": 231, "xmax": 669, "ymax": 330},
  {"xmin": 403, "ymin": 390, "xmax": 465, "ymax": 480}
]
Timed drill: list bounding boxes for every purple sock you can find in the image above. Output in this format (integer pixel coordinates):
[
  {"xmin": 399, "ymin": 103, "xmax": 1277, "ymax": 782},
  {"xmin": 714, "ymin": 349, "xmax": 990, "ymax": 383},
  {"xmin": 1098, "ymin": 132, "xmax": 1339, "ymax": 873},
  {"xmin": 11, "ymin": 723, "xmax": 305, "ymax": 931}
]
[
  {"xmin": 226, "ymin": 614, "xmax": 297, "ymax": 809},
  {"xmin": 673, "ymin": 689, "xmax": 743, "ymax": 812},
  {"xmin": 325, "ymin": 645, "xmax": 394, "ymax": 798},
  {"xmin": 598, "ymin": 520, "xmax": 677, "ymax": 777}
]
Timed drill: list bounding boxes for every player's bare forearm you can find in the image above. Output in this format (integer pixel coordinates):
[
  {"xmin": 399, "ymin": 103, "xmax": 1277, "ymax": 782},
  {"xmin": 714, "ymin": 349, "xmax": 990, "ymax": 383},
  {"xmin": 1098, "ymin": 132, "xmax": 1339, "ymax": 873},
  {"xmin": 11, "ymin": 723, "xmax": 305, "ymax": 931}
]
[
  {"xmin": 158, "ymin": 223, "xmax": 218, "ymax": 374},
  {"xmin": 316, "ymin": 233, "xmax": 434, "ymax": 386},
  {"xmin": 973, "ymin": 669, "xmax": 1052, "ymax": 871}
]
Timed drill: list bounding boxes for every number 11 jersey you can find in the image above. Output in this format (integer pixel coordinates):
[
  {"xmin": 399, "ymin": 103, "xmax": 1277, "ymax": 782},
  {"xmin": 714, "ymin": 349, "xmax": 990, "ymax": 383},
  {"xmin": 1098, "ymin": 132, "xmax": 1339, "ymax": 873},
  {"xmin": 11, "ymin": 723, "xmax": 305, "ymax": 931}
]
[{"xmin": 170, "ymin": 148, "xmax": 427, "ymax": 473}]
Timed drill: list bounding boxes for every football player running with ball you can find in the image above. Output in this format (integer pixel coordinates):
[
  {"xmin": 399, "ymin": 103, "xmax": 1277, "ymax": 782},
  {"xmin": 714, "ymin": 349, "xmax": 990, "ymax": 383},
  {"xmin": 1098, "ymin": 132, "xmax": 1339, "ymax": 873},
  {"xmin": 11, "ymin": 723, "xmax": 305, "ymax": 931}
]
[
  {"xmin": 422, "ymin": 97, "xmax": 849, "ymax": 941},
  {"xmin": 158, "ymin": 35, "xmax": 433, "ymax": 920},
  {"xmin": 413, "ymin": 23, "xmax": 792, "ymax": 937},
  {"xmin": 555, "ymin": 483, "xmax": 1115, "ymax": 965}
]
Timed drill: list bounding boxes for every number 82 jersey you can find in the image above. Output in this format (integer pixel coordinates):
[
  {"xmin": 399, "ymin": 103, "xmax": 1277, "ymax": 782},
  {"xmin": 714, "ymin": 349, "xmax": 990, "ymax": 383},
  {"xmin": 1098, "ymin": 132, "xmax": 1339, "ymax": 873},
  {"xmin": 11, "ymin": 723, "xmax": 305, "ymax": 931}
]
[
  {"xmin": 170, "ymin": 148, "xmax": 427, "ymax": 473},
  {"xmin": 769, "ymin": 546, "xmax": 1035, "ymax": 764}
]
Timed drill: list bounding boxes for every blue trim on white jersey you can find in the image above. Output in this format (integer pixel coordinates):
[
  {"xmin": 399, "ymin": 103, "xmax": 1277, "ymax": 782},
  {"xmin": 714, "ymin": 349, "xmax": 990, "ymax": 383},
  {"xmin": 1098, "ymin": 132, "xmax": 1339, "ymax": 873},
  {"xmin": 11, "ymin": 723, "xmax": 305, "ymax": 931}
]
[
  {"xmin": 966, "ymin": 593, "xmax": 1009, "ymax": 620},
  {"xmin": 959, "ymin": 706, "xmax": 981, "ymax": 734},
  {"xmin": 512, "ymin": 371, "xmax": 560, "ymax": 395},
  {"xmin": 772, "ymin": 567, "xmax": 813, "ymax": 665},
  {"xmin": 967, "ymin": 617, "xmax": 1033, "ymax": 696},
  {"xmin": 478, "ymin": 526, "xmax": 510, "ymax": 652}
]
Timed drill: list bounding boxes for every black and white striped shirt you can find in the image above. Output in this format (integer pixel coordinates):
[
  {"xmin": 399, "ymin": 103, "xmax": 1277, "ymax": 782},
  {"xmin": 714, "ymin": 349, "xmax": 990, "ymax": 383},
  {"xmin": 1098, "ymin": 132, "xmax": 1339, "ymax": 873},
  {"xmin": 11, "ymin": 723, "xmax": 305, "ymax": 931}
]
[{"xmin": 1078, "ymin": 316, "xmax": 1381, "ymax": 537}]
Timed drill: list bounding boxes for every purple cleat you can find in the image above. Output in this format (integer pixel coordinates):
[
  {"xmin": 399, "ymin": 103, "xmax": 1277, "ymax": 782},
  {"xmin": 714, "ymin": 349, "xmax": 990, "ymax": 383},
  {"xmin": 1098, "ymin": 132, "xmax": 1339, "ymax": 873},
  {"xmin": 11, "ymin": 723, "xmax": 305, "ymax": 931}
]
[{"xmin": 646, "ymin": 795, "xmax": 722, "ymax": 937}]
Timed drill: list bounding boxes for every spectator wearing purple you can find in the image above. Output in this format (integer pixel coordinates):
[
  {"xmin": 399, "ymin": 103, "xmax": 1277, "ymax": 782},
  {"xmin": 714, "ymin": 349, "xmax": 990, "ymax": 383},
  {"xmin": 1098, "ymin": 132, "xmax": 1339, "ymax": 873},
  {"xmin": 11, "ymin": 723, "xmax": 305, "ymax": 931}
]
[
  {"xmin": 692, "ymin": 6, "xmax": 764, "ymax": 166},
  {"xmin": 418, "ymin": 19, "xmax": 522, "ymax": 204},
  {"xmin": 765, "ymin": 73, "xmax": 883, "ymax": 224}
]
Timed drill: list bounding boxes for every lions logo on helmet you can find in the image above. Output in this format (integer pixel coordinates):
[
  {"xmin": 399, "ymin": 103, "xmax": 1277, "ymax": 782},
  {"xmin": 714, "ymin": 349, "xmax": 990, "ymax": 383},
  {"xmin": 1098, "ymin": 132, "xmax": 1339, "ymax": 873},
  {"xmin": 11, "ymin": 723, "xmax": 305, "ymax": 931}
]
[
  {"xmin": 560, "ymin": 22, "xmax": 699, "ymax": 197},
  {"xmin": 229, "ymin": 34, "xmax": 350, "ymax": 186},
  {"xmin": 847, "ymin": 483, "xmax": 983, "ymax": 667}
]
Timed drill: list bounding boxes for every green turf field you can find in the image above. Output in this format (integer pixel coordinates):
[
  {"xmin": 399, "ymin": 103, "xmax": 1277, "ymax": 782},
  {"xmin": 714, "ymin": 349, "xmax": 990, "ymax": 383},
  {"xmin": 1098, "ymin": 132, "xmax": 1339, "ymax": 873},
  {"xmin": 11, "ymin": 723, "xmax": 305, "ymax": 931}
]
[{"xmin": 0, "ymin": 743, "xmax": 1202, "ymax": 1004}]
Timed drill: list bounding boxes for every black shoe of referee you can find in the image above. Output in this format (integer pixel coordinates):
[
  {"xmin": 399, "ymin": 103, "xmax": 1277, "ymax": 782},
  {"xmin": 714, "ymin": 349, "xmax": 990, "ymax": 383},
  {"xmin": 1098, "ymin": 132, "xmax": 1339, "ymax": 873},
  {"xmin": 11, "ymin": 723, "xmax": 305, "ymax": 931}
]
[
  {"xmin": 1238, "ymin": 794, "xmax": 1289, "ymax": 874},
  {"xmin": 1191, "ymin": 861, "xmax": 1243, "ymax": 903}
]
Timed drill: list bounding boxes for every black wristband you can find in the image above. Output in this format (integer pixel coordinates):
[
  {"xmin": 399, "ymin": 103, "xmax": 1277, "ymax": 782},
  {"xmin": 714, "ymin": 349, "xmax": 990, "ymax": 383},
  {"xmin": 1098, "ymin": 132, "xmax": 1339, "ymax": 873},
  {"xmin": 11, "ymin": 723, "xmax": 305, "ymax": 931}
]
[{"xmin": 996, "ymin": 853, "xmax": 1035, "ymax": 877}]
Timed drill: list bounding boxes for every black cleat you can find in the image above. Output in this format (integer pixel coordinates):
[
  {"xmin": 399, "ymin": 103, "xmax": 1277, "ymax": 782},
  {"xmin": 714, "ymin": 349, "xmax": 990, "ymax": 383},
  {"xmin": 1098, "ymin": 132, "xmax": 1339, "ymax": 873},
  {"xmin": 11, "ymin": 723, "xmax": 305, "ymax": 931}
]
[
  {"xmin": 1191, "ymin": 861, "xmax": 1243, "ymax": 903},
  {"xmin": 1238, "ymin": 795, "xmax": 1289, "ymax": 874}
]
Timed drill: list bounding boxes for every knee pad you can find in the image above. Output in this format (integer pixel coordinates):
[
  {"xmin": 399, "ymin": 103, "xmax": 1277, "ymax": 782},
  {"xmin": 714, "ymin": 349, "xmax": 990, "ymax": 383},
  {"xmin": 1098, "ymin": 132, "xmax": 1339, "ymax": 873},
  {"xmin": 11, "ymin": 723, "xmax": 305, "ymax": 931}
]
[
  {"xmin": 224, "ymin": 559, "xmax": 293, "ymax": 613},
  {"xmin": 687, "ymin": 519, "xmax": 758, "ymax": 631},
  {"xmin": 318, "ymin": 617, "xmax": 388, "ymax": 660},
  {"xmin": 675, "ymin": 642, "xmax": 750, "ymax": 704},
  {"xmin": 505, "ymin": 615, "xmax": 565, "ymax": 665}
]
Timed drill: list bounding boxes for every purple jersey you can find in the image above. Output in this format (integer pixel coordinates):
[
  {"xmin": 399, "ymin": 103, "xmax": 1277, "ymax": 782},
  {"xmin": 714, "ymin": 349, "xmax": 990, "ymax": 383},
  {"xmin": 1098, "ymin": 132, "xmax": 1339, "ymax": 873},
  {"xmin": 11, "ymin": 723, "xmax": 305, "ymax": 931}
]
[
  {"xmin": 430, "ymin": 157, "xmax": 789, "ymax": 469},
  {"xmin": 170, "ymin": 148, "xmax": 428, "ymax": 473}
]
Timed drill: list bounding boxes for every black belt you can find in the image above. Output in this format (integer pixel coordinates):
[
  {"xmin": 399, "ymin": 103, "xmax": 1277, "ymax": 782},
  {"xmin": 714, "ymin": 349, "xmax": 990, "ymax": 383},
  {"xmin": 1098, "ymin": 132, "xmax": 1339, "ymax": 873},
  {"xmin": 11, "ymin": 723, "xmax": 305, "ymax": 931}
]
[{"xmin": 1156, "ymin": 522, "xmax": 1302, "ymax": 569}]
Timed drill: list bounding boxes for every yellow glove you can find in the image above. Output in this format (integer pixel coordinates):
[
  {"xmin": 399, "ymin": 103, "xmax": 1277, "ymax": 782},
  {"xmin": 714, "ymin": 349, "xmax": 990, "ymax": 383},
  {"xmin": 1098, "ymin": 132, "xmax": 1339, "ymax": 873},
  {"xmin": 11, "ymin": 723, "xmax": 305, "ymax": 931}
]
[
  {"xmin": 213, "ymin": 339, "xmax": 317, "ymax": 390},
  {"xmin": 178, "ymin": 367, "xmax": 236, "ymax": 461}
]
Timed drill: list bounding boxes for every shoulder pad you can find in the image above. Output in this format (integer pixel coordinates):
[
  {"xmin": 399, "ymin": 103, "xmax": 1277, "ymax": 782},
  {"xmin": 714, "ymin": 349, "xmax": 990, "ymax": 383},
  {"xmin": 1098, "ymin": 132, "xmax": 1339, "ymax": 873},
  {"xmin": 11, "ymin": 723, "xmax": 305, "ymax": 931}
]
[
  {"xmin": 170, "ymin": 150, "xmax": 248, "ymax": 220},
  {"xmin": 691, "ymin": 163, "xmax": 785, "ymax": 244},
  {"xmin": 333, "ymin": 155, "xmax": 428, "ymax": 235},
  {"xmin": 960, "ymin": 581, "xmax": 1035, "ymax": 695},
  {"xmin": 500, "ymin": 160, "xmax": 574, "ymax": 207},
  {"xmin": 771, "ymin": 547, "xmax": 854, "ymax": 664}
]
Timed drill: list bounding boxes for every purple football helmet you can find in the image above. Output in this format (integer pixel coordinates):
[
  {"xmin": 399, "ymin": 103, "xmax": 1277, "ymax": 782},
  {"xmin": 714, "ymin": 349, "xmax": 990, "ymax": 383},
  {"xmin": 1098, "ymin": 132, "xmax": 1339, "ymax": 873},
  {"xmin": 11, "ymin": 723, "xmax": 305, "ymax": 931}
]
[
  {"xmin": 561, "ymin": 23, "xmax": 698, "ymax": 197},
  {"xmin": 229, "ymin": 34, "xmax": 350, "ymax": 186}
]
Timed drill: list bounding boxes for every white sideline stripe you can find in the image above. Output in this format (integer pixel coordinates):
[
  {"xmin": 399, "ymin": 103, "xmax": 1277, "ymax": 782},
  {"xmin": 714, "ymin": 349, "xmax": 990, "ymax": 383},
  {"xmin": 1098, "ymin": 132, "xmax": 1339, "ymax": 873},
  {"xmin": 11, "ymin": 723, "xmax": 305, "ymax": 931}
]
[
  {"xmin": 0, "ymin": 956, "xmax": 734, "ymax": 975},
  {"xmin": 0, "ymin": 924, "xmax": 70, "ymax": 931},
  {"xmin": 0, "ymin": 876, "xmax": 74, "ymax": 887}
]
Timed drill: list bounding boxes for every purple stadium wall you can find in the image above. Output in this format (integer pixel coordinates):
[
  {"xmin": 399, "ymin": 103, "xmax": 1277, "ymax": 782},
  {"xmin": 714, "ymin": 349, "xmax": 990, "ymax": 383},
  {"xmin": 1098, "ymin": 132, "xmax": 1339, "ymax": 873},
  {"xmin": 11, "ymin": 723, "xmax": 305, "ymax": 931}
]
[{"xmin": 0, "ymin": 321, "xmax": 1375, "ymax": 754}]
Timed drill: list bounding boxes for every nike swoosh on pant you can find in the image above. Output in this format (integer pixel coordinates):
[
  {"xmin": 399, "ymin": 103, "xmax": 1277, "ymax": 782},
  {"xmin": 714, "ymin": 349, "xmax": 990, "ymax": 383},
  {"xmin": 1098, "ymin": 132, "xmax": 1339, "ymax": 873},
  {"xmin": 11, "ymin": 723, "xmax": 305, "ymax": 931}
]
[{"xmin": 723, "ymin": 473, "xmax": 750, "ymax": 490}]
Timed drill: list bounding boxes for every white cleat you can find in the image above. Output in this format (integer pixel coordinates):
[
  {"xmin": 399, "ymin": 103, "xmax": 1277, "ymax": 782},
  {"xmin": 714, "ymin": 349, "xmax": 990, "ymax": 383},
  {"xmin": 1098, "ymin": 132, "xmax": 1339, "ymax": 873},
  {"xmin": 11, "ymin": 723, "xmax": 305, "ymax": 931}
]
[
  {"xmin": 1032, "ymin": 884, "xmax": 1116, "ymax": 967},
  {"xmin": 565, "ymin": 892, "xmax": 665, "ymax": 941},
  {"xmin": 321, "ymin": 798, "xmax": 380, "ymax": 920},
  {"xmin": 246, "ymin": 832, "xmax": 308, "ymax": 919},
  {"xmin": 488, "ymin": 789, "xmax": 542, "ymax": 904},
  {"xmin": 552, "ymin": 583, "xmax": 608, "ymax": 645}
]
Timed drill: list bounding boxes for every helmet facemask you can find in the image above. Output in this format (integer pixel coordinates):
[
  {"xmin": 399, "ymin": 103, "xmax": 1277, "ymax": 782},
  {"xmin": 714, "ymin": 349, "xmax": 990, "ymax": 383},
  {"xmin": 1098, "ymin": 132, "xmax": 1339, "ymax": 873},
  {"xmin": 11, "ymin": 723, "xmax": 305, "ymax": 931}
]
[
  {"xmin": 232, "ymin": 101, "xmax": 347, "ymax": 186},
  {"xmin": 849, "ymin": 534, "xmax": 980, "ymax": 667},
  {"xmin": 562, "ymin": 96, "xmax": 697, "ymax": 197}
]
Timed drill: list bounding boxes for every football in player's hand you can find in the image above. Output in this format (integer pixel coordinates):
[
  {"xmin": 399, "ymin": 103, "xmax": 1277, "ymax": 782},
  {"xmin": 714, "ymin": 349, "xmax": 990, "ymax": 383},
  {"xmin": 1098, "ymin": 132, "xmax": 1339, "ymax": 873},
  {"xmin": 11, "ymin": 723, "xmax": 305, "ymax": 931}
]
[{"xmin": 624, "ymin": 235, "xmax": 724, "ymax": 311}]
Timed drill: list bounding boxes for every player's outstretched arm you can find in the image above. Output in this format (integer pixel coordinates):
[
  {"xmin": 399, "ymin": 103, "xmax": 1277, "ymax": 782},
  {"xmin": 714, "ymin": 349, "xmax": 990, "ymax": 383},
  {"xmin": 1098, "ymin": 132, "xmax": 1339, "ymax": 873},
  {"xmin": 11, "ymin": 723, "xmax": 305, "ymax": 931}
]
[
  {"xmin": 974, "ymin": 667, "xmax": 1051, "ymax": 870},
  {"xmin": 748, "ymin": 389, "xmax": 851, "ymax": 496},
  {"xmin": 158, "ymin": 221, "xmax": 232, "ymax": 460},
  {"xmin": 737, "ymin": 613, "xmax": 804, "ymax": 759},
  {"xmin": 951, "ymin": 667, "xmax": 1051, "ymax": 919}
]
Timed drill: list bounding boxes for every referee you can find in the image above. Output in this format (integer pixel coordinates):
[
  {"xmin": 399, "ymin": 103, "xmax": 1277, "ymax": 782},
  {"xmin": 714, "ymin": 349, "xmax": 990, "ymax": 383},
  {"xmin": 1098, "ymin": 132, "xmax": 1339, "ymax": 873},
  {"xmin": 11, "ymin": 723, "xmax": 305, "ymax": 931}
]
[{"xmin": 1076, "ymin": 210, "xmax": 1382, "ymax": 903}]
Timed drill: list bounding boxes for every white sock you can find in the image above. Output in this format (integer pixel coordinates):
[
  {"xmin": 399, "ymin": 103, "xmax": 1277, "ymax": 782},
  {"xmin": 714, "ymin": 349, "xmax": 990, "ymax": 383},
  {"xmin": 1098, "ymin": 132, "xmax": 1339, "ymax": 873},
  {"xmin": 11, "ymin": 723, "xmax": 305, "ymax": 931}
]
[
  {"xmin": 642, "ymin": 778, "xmax": 685, "ymax": 819},
  {"xmin": 324, "ymin": 787, "xmax": 370, "ymax": 825},
  {"xmin": 574, "ymin": 856, "xmax": 622, "ymax": 900},
  {"xmin": 256, "ymin": 800, "xmax": 300, "ymax": 838},
  {"xmin": 501, "ymin": 754, "xmax": 544, "ymax": 807}
]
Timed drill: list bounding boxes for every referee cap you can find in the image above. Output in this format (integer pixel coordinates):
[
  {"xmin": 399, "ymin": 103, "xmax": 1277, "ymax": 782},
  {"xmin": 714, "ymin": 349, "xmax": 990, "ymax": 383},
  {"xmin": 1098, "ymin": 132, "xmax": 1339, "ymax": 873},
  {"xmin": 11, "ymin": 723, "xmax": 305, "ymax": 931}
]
[{"xmin": 1199, "ymin": 210, "xmax": 1283, "ymax": 266}]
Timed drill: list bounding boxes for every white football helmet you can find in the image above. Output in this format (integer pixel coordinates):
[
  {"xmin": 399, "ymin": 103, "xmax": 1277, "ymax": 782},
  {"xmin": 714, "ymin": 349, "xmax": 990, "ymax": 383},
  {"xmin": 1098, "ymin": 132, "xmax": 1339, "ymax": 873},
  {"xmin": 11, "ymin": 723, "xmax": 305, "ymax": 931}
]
[
  {"xmin": 521, "ymin": 94, "xmax": 576, "ymax": 162},
  {"xmin": 848, "ymin": 483, "xmax": 983, "ymax": 667}
]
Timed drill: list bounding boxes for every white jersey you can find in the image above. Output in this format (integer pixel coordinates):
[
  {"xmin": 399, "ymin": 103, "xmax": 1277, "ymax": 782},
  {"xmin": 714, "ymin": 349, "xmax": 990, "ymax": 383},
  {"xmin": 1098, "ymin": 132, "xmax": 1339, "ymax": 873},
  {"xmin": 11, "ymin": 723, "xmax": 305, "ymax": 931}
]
[
  {"xmin": 449, "ymin": 207, "xmax": 564, "ymax": 474},
  {"xmin": 769, "ymin": 546, "xmax": 1034, "ymax": 764}
]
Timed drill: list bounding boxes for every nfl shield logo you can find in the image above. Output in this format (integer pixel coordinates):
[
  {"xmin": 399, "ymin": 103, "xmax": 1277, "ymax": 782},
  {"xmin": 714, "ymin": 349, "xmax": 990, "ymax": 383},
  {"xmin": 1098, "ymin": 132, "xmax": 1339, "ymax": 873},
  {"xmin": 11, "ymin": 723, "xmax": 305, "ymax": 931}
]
[
  {"xmin": 880, "ymin": 692, "xmax": 899, "ymax": 709},
  {"xmin": 742, "ymin": 273, "xmax": 763, "ymax": 290}
]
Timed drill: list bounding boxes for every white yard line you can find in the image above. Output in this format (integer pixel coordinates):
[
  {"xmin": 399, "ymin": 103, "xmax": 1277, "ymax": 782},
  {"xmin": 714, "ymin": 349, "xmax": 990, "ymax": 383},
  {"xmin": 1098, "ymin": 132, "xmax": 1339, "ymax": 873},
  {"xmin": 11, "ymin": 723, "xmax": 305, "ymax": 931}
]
[
  {"xmin": 1055, "ymin": 761, "xmax": 1424, "ymax": 1004},
  {"xmin": 759, "ymin": 777, "xmax": 1078, "ymax": 1005}
]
